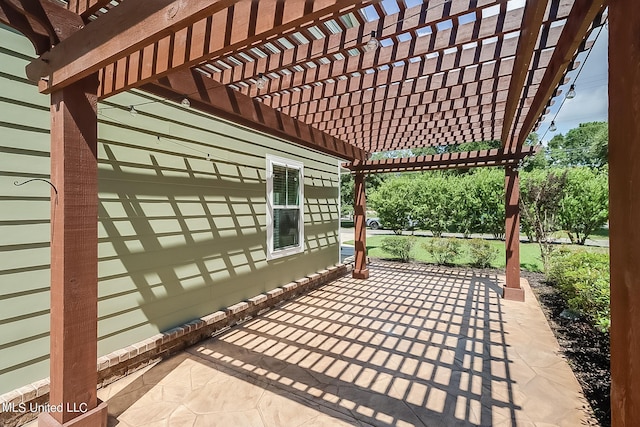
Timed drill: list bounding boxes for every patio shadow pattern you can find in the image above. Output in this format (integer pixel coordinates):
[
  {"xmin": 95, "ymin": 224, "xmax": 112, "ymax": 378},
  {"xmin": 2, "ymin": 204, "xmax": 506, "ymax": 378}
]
[{"xmin": 87, "ymin": 261, "xmax": 589, "ymax": 427}]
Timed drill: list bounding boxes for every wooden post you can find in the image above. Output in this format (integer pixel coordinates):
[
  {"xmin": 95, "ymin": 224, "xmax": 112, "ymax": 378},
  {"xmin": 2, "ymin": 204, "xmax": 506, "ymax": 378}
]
[
  {"xmin": 609, "ymin": 1, "xmax": 640, "ymax": 424},
  {"xmin": 503, "ymin": 165, "xmax": 524, "ymax": 301},
  {"xmin": 39, "ymin": 75, "xmax": 108, "ymax": 427},
  {"xmin": 352, "ymin": 172, "xmax": 369, "ymax": 279}
]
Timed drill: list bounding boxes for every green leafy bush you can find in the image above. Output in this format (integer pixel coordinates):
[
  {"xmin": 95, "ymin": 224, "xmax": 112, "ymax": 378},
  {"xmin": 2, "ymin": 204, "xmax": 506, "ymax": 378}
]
[
  {"xmin": 369, "ymin": 177, "xmax": 418, "ymax": 234},
  {"xmin": 380, "ymin": 236, "xmax": 415, "ymax": 262},
  {"xmin": 423, "ymin": 238, "xmax": 461, "ymax": 265},
  {"xmin": 558, "ymin": 167, "xmax": 609, "ymax": 245},
  {"xmin": 547, "ymin": 249, "xmax": 610, "ymax": 332},
  {"xmin": 467, "ymin": 239, "xmax": 498, "ymax": 268}
]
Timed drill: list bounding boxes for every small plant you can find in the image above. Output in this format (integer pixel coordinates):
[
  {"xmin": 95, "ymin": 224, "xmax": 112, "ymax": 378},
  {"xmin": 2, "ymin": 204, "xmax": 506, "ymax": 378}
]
[
  {"xmin": 380, "ymin": 236, "xmax": 415, "ymax": 262},
  {"xmin": 547, "ymin": 249, "xmax": 610, "ymax": 332},
  {"xmin": 467, "ymin": 239, "xmax": 498, "ymax": 268},
  {"xmin": 424, "ymin": 238, "xmax": 461, "ymax": 265}
]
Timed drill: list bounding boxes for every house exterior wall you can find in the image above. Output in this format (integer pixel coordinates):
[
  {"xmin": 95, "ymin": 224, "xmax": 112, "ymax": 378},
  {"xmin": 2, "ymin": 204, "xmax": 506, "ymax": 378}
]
[{"xmin": 0, "ymin": 25, "xmax": 341, "ymax": 395}]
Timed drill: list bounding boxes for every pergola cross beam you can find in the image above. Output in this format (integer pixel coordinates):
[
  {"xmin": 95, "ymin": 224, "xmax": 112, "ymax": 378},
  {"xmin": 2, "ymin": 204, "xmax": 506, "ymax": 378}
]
[{"xmin": 343, "ymin": 146, "xmax": 540, "ymax": 174}]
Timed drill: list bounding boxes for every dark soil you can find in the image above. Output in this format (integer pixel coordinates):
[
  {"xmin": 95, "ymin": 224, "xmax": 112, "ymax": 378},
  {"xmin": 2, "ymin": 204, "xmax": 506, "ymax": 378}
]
[{"xmin": 524, "ymin": 271, "xmax": 611, "ymax": 427}]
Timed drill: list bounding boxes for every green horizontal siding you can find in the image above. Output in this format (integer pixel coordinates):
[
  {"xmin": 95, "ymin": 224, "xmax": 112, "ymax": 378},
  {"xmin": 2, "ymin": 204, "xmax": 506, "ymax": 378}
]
[{"xmin": 0, "ymin": 25, "xmax": 340, "ymax": 394}]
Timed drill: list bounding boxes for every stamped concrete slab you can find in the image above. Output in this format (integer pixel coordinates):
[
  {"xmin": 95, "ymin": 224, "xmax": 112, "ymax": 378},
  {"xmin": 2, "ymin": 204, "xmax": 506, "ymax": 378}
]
[{"xmin": 24, "ymin": 261, "xmax": 591, "ymax": 427}]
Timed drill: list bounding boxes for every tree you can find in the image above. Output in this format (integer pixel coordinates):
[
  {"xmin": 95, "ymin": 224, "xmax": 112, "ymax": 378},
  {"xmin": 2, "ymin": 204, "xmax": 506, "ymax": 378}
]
[
  {"xmin": 369, "ymin": 176, "xmax": 416, "ymax": 234},
  {"xmin": 449, "ymin": 173, "xmax": 482, "ymax": 237},
  {"xmin": 412, "ymin": 173, "xmax": 452, "ymax": 236},
  {"xmin": 521, "ymin": 132, "xmax": 548, "ymax": 171},
  {"xmin": 520, "ymin": 169, "xmax": 568, "ymax": 272},
  {"xmin": 472, "ymin": 168, "xmax": 505, "ymax": 238},
  {"xmin": 558, "ymin": 167, "xmax": 609, "ymax": 244},
  {"xmin": 339, "ymin": 171, "xmax": 388, "ymax": 218},
  {"xmin": 548, "ymin": 121, "xmax": 608, "ymax": 168},
  {"xmin": 340, "ymin": 172, "xmax": 354, "ymax": 217}
]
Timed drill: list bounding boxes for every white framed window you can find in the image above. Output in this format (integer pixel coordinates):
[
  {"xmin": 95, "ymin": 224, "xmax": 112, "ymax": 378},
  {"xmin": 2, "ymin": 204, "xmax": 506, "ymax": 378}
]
[{"xmin": 266, "ymin": 155, "xmax": 304, "ymax": 260}]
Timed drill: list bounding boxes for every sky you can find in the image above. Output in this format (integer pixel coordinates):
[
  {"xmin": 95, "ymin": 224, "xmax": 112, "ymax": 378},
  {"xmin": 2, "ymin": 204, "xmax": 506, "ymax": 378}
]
[{"xmin": 537, "ymin": 24, "xmax": 609, "ymax": 142}]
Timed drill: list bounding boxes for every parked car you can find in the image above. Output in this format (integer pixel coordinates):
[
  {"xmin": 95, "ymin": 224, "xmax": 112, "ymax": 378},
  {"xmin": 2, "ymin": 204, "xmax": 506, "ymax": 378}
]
[{"xmin": 366, "ymin": 218, "xmax": 382, "ymax": 229}]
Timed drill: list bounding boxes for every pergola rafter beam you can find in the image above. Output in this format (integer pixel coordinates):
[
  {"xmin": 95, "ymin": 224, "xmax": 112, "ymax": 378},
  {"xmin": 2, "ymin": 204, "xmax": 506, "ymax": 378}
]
[
  {"xmin": 250, "ymin": 2, "xmax": 525, "ymax": 98},
  {"xmin": 141, "ymin": 69, "xmax": 367, "ymax": 162},
  {"xmin": 257, "ymin": 23, "xmax": 562, "ymax": 120},
  {"xmin": 251, "ymin": 1, "xmax": 574, "ymax": 103},
  {"xmin": 500, "ymin": 0, "xmax": 549, "ymax": 147},
  {"xmin": 218, "ymin": 0, "xmax": 509, "ymax": 92},
  {"xmin": 291, "ymin": 73, "xmax": 513, "ymax": 124},
  {"xmin": 326, "ymin": 100, "xmax": 509, "ymax": 137},
  {"xmin": 267, "ymin": 51, "xmax": 519, "ymax": 113},
  {"xmin": 28, "ymin": 0, "xmax": 240, "ymax": 88}
]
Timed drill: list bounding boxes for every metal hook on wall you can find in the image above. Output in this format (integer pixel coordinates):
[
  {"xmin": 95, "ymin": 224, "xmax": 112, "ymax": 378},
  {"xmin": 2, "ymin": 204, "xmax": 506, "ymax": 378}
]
[{"xmin": 14, "ymin": 178, "xmax": 59, "ymax": 205}]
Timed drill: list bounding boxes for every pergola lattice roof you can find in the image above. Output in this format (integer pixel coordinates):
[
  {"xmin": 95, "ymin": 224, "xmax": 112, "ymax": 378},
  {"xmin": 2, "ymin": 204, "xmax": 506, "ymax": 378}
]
[
  {"xmin": 3, "ymin": 0, "xmax": 606, "ymax": 161},
  {"xmin": 198, "ymin": 0, "xmax": 595, "ymax": 153}
]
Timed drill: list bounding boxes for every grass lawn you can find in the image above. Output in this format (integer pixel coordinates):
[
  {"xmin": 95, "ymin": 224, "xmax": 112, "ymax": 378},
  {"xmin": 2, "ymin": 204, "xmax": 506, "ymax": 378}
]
[
  {"xmin": 344, "ymin": 235, "xmax": 608, "ymax": 272},
  {"xmin": 551, "ymin": 226, "xmax": 610, "ymax": 241}
]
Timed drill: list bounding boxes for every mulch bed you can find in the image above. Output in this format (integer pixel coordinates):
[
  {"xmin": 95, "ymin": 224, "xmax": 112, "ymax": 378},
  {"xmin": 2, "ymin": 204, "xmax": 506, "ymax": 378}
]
[{"xmin": 524, "ymin": 271, "xmax": 611, "ymax": 427}]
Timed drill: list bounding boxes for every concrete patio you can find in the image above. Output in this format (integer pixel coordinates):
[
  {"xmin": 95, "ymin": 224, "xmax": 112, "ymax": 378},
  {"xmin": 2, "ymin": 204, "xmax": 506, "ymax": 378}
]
[{"xmin": 32, "ymin": 261, "xmax": 590, "ymax": 427}]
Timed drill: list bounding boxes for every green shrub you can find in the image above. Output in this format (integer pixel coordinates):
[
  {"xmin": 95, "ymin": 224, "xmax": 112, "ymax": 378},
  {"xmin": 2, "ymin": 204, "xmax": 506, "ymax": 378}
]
[
  {"xmin": 380, "ymin": 236, "xmax": 415, "ymax": 262},
  {"xmin": 467, "ymin": 239, "xmax": 498, "ymax": 268},
  {"xmin": 424, "ymin": 238, "xmax": 461, "ymax": 265},
  {"xmin": 548, "ymin": 249, "xmax": 610, "ymax": 332}
]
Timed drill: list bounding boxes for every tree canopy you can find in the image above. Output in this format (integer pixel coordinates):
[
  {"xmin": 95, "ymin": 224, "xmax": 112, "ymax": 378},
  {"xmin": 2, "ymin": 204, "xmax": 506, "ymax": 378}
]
[{"xmin": 547, "ymin": 121, "xmax": 608, "ymax": 168}]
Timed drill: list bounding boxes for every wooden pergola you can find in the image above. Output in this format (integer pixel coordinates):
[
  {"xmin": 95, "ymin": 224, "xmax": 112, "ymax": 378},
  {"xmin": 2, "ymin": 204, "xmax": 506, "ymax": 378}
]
[{"xmin": 1, "ymin": 0, "xmax": 637, "ymax": 426}]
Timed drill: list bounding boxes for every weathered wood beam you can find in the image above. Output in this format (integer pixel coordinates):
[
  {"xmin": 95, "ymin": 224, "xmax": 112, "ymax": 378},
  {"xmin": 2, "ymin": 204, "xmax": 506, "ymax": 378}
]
[
  {"xmin": 141, "ymin": 69, "xmax": 366, "ymax": 161},
  {"xmin": 343, "ymin": 146, "xmax": 539, "ymax": 173},
  {"xmin": 515, "ymin": 0, "xmax": 607, "ymax": 147},
  {"xmin": 500, "ymin": 0, "xmax": 549, "ymax": 148}
]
